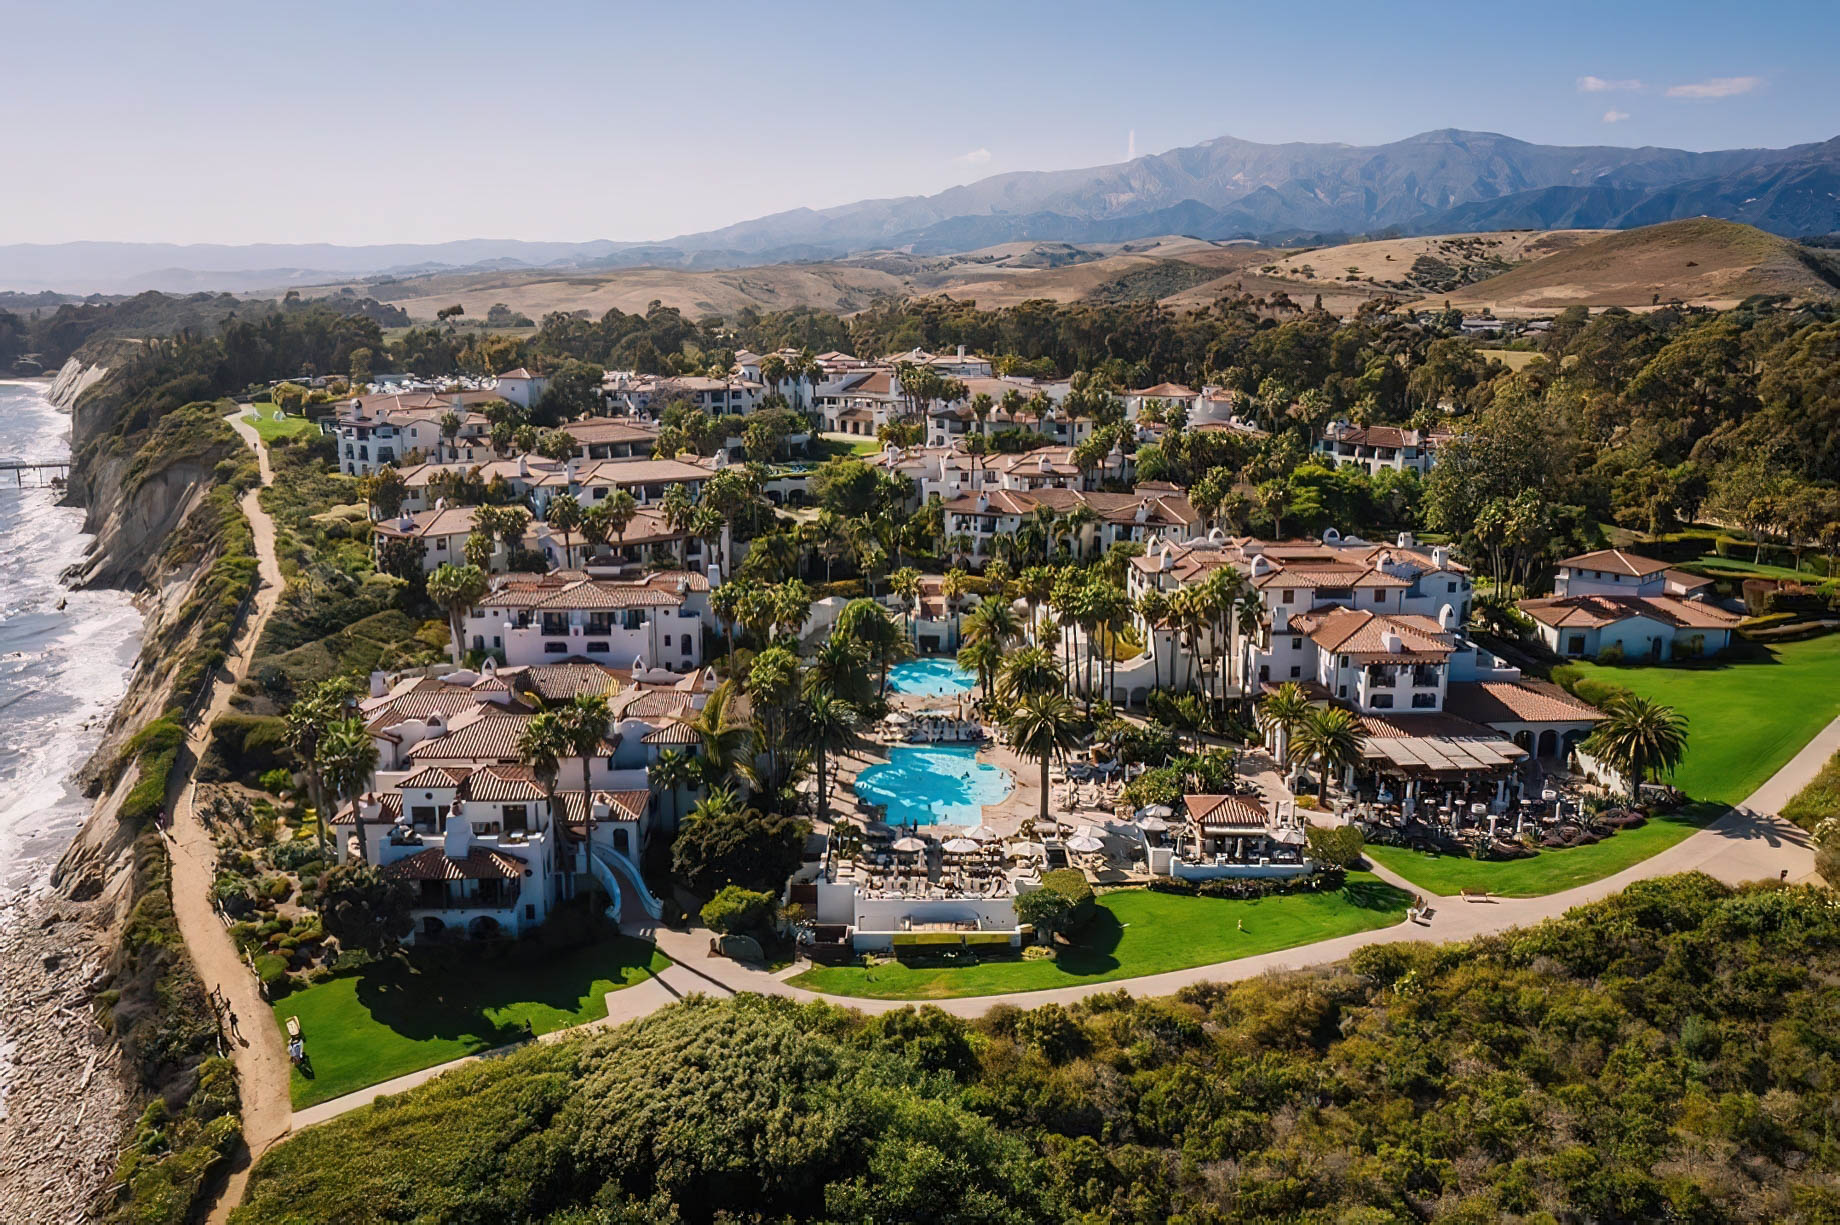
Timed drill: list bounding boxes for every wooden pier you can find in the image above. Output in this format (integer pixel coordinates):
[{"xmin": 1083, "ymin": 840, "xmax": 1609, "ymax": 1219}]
[{"xmin": 0, "ymin": 461, "xmax": 70, "ymax": 487}]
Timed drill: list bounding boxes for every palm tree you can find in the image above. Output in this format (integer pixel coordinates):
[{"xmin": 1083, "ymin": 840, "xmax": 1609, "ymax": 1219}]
[
  {"xmin": 546, "ymin": 493, "xmax": 583, "ymax": 568},
  {"xmin": 1137, "ymin": 589, "xmax": 1170, "ymax": 690},
  {"xmin": 1061, "ymin": 504, "xmax": 1098, "ymax": 562},
  {"xmin": 961, "ymin": 598, "xmax": 1019, "ymax": 651},
  {"xmin": 889, "ymin": 567, "xmax": 922, "ymax": 636},
  {"xmin": 605, "ymin": 489, "xmax": 639, "ymax": 557},
  {"xmin": 1583, "ymin": 695, "xmax": 1688, "ymax": 798},
  {"xmin": 560, "ymin": 694, "xmax": 611, "ymax": 817},
  {"xmin": 805, "ymin": 634, "xmax": 873, "ymax": 707},
  {"xmin": 439, "ymin": 410, "xmax": 462, "ymax": 462},
  {"xmin": 426, "ymin": 562, "xmax": 489, "ymax": 664},
  {"xmin": 772, "ymin": 579, "xmax": 814, "ymax": 641},
  {"xmin": 709, "ymin": 583, "xmax": 745, "ymax": 659},
  {"xmin": 1289, "ymin": 706, "xmax": 1365, "ymax": 803},
  {"xmin": 958, "ymin": 636, "xmax": 1004, "ymax": 700},
  {"xmin": 998, "ymin": 645, "xmax": 1065, "ymax": 702},
  {"xmin": 791, "ymin": 692, "xmax": 863, "ymax": 824},
  {"xmin": 319, "ymin": 717, "xmax": 381, "ymax": 859},
  {"xmin": 649, "ymin": 747, "xmax": 697, "ymax": 828},
  {"xmin": 940, "ymin": 568, "xmax": 970, "ymax": 645},
  {"xmin": 1004, "ymin": 692, "xmax": 1082, "ymax": 828},
  {"xmin": 687, "ymin": 682, "xmax": 753, "ymax": 790},
  {"xmin": 284, "ymin": 679, "xmax": 346, "ymax": 854},
  {"xmin": 1257, "ymin": 682, "xmax": 1314, "ymax": 774},
  {"xmin": 518, "ymin": 710, "xmax": 569, "ymax": 833},
  {"xmin": 835, "ymin": 598, "xmax": 908, "ymax": 696}
]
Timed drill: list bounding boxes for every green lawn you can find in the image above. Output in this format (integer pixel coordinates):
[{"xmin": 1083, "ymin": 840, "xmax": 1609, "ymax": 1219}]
[
  {"xmin": 1569, "ymin": 635, "xmax": 1840, "ymax": 804},
  {"xmin": 1676, "ymin": 554, "xmax": 1827, "ymax": 583},
  {"xmin": 274, "ymin": 936, "xmax": 668, "ymax": 1108},
  {"xmin": 788, "ymin": 875, "xmax": 1410, "ymax": 1001},
  {"xmin": 1365, "ymin": 802, "xmax": 1723, "ymax": 898},
  {"xmin": 243, "ymin": 406, "xmax": 319, "ymax": 443}
]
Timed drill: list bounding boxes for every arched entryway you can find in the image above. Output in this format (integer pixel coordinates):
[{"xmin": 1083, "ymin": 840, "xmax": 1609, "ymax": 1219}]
[
  {"xmin": 467, "ymin": 915, "xmax": 501, "ymax": 939},
  {"xmin": 1536, "ymin": 729, "xmax": 1558, "ymax": 757},
  {"xmin": 420, "ymin": 916, "xmax": 446, "ymax": 938}
]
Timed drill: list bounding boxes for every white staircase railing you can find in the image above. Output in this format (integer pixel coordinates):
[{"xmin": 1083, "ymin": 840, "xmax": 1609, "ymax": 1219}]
[{"xmin": 590, "ymin": 843, "xmax": 665, "ymax": 921}]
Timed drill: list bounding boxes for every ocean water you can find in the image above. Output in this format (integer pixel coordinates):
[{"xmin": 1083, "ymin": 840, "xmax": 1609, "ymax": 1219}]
[{"xmin": 0, "ymin": 381, "xmax": 142, "ymax": 901}]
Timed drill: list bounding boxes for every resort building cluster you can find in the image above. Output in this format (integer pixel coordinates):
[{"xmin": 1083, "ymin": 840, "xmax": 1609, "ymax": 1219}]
[{"xmin": 308, "ymin": 354, "xmax": 1744, "ymax": 950}]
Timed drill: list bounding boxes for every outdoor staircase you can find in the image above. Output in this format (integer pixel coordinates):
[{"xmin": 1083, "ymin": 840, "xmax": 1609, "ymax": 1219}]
[{"xmin": 590, "ymin": 843, "xmax": 665, "ymax": 921}]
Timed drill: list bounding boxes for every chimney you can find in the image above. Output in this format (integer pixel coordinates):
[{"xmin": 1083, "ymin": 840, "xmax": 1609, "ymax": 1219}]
[
  {"xmin": 1396, "ymin": 531, "xmax": 1414, "ymax": 548},
  {"xmin": 1382, "ymin": 630, "xmax": 1404, "ymax": 654},
  {"xmin": 443, "ymin": 800, "xmax": 472, "ymax": 858},
  {"xmin": 1432, "ymin": 546, "xmax": 1449, "ymax": 569},
  {"xmin": 707, "ymin": 563, "xmax": 722, "ymax": 589},
  {"xmin": 370, "ymin": 670, "xmax": 388, "ymax": 698},
  {"xmin": 397, "ymin": 512, "xmax": 414, "ymax": 531},
  {"xmin": 517, "ymin": 455, "xmax": 529, "ymax": 478},
  {"xmin": 957, "ymin": 344, "xmax": 966, "ymax": 359}
]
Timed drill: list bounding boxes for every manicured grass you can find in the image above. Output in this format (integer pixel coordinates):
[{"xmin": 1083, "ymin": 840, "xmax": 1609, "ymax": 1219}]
[
  {"xmin": 1677, "ymin": 554, "xmax": 1827, "ymax": 582},
  {"xmin": 244, "ymin": 406, "xmax": 318, "ymax": 442},
  {"xmin": 1364, "ymin": 802, "xmax": 1723, "ymax": 898},
  {"xmin": 788, "ymin": 874, "xmax": 1410, "ymax": 1000},
  {"xmin": 274, "ymin": 936, "xmax": 668, "ymax": 1108},
  {"xmin": 1568, "ymin": 635, "xmax": 1840, "ymax": 804}
]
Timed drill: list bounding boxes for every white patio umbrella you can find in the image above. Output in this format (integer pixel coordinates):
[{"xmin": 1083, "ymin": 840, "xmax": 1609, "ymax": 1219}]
[
  {"xmin": 1066, "ymin": 834, "xmax": 1106, "ymax": 853},
  {"xmin": 1072, "ymin": 824, "xmax": 1108, "ymax": 840},
  {"xmin": 1007, "ymin": 840, "xmax": 1046, "ymax": 859},
  {"xmin": 965, "ymin": 825, "xmax": 1002, "ymax": 842},
  {"xmin": 941, "ymin": 837, "xmax": 980, "ymax": 854},
  {"xmin": 891, "ymin": 835, "xmax": 927, "ymax": 852},
  {"xmin": 883, "ymin": 711, "xmax": 910, "ymax": 726},
  {"xmin": 1136, "ymin": 803, "xmax": 1175, "ymax": 820},
  {"xmin": 1136, "ymin": 815, "xmax": 1170, "ymax": 832}
]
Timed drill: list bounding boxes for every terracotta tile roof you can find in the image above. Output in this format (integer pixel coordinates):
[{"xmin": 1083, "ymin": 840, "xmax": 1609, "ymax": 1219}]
[
  {"xmin": 332, "ymin": 793, "xmax": 401, "ymax": 825},
  {"xmin": 1663, "ymin": 568, "xmax": 1712, "ymax": 591},
  {"xmin": 366, "ymin": 692, "xmax": 527, "ymax": 733},
  {"xmin": 641, "ymin": 722, "xmax": 701, "ymax": 744},
  {"xmin": 1319, "ymin": 424, "xmax": 1426, "ymax": 449},
  {"xmin": 1555, "ymin": 549, "xmax": 1671, "ymax": 578},
  {"xmin": 1444, "ymin": 680, "xmax": 1602, "ymax": 727},
  {"xmin": 406, "ymin": 714, "xmax": 534, "ymax": 761},
  {"xmin": 1293, "ymin": 608, "xmax": 1454, "ymax": 659},
  {"xmin": 465, "ymin": 764, "xmax": 550, "ymax": 803},
  {"xmin": 1516, "ymin": 594, "xmax": 1741, "ymax": 631},
  {"xmin": 397, "ymin": 766, "xmax": 471, "ymax": 790},
  {"xmin": 373, "ymin": 506, "xmax": 480, "ymax": 540},
  {"xmin": 384, "ymin": 847, "xmax": 527, "ymax": 881},
  {"xmin": 561, "ymin": 418, "xmax": 658, "ymax": 447},
  {"xmin": 558, "ymin": 789, "xmax": 650, "ymax": 823},
  {"xmin": 1130, "ymin": 382, "xmax": 1198, "ymax": 398},
  {"xmin": 497, "ymin": 367, "xmax": 539, "ymax": 380},
  {"xmin": 1253, "ymin": 564, "xmax": 1409, "ymax": 590},
  {"xmin": 1184, "ymin": 793, "xmax": 1269, "ymax": 829},
  {"xmin": 507, "ymin": 662, "xmax": 624, "ymax": 701}
]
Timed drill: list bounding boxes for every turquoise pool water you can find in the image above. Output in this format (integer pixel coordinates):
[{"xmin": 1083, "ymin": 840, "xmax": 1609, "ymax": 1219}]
[
  {"xmin": 852, "ymin": 744, "xmax": 1014, "ymax": 826},
  {"xmin": 887, "ymin": 657, "xmax": 975, "ymax": 697}
]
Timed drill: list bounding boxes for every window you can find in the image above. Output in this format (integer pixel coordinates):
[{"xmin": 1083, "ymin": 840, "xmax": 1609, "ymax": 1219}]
[
  {"xmin": 1370, "ymin": 694, "xmax": 1394, "ymax": 709},
  {"xmin": 1567, "ymin": 635, "xmax": 1586, "ymax": 655},
  {"xmin": 586, "ymin": 641, "xmax": 609, "ymax": 654},
  {"xmin": 411, "ymin": 805, "xmax": 437, "ymax": 824},
  {"xmin": 1289, "ymin": 665, "xmax": 1302, "ymax": 678},
  {"xmin": 1337, "ymin": 685, "xmax": 1348, "ymax": 698},
  {"xmin": 1258, "ymin": 665, "xmax": 1270, "ymax": 682},
  {"xmin": 492, "ymin": 636, "xmax": 501, "ymax": 649},
  {"xmin": 1371, "ymin": 590, "xmax": 1385, "ymax": 605},
  {"xmin": 525, "ymin": 904, "xmax": 536, "ymax": 921},
  {"xmin": 544, "ymin": 642, "xmax": 567, "ymax": 654},
  {"xmin": 662, "ymin": 634, "xmax": 672, "ymax": 648},
  {"xmin": 1411, "ymin": 693, "xmax": 1437, "ymax": 709},
  {"xmin": 1291, "ymin": 637, "xmax": 1302, "ymax": 650},
  {"xmin": 1282, "ymin": 589, "xmax": 1296, "ymax": 604},
  {"xmin": 503, "ymin": 805, "xmax": 529, "ymax": 833},
  {"xmin": 1447, "ymin": 580, "xmax": 1458, "ymax": 593}
]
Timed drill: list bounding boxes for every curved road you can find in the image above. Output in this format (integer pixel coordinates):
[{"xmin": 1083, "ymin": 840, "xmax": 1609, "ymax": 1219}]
[{"xmin": 161, "ymin": 411, "xmax": 292, "ymax": 1222}]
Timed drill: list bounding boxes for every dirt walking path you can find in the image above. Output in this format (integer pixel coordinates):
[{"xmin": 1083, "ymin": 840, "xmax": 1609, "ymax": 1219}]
[{"xmin": 160, "ymin": 410, "xmax": 291, "ymax": 1222}]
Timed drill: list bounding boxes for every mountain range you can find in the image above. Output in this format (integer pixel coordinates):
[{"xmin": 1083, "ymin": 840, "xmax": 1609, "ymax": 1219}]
[{"xmin": 5, "ymin": 129, "xmax": 1839, "ymax": 293}]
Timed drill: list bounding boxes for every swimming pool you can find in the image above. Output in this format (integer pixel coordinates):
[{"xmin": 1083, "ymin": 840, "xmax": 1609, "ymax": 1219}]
[
  {"xmin": 852, "ymin": 744, "xmax": 1014, "ymax": 826},
  {"xmin": 887, "ymin": 657, "xmax": 975, "ymax": 697}
]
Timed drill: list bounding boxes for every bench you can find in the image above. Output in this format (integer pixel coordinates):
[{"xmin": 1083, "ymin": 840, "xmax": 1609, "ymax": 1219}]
[{"xmin": 1460, "ymin": 888, "xmax": 1493, "ymax": 903}]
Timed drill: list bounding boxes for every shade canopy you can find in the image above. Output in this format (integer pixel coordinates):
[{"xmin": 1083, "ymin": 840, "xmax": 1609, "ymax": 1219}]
[
  {"xmin": 1136, "ymin": 815, "xmax": 1170, "ymax": 832},
  {"xmin": 883, "ymin": 712, "xmax": 910, "ymax": 725},
  {"xmin": 891, "ymin": 836, "xmax": 927, "ymax": 852},
  {"xmin": 965, "ymin": 825, "xmax": 1002, "ymax": 842},
  {"xmin": 1136, "ymin": 804, "xmax": 1174, "ymax": 819},
  {"xmin": 1066, "ymin": 835, "xmax": 1106, "ymax": 853},
  {"xmin": 941, "ymin": 837, "xmax": 980, "ymax": 854}
]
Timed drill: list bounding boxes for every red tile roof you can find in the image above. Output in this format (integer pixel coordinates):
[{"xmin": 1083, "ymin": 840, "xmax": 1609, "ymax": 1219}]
[
  {"xmin": 1444, "ymin": 680, "xmax": 1602, "ymax": 726},
  {"xmin": 1184, "ymin": 793, "xmax": 1269, "ymax": 829},
  {"xmin": 1516, "ymin": 594, "xmax": 1741, "ymax": 631},
  {"xmin": 384, "ymin": 847, "xmax": 527, "ymax": 881},
  {"xmin": 1555, "ymin": 549, "xmax": 1671, "ymax": 578}
]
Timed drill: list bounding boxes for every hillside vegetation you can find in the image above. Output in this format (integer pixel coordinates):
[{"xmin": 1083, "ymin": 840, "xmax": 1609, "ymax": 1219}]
[
  {"xmin": 1447, "ymin": 219, "xmax": 1840, "ymax": 312},
  {"xmin": 234, "ymin": 874, "xmax": 1840, "ymax": 1224}
]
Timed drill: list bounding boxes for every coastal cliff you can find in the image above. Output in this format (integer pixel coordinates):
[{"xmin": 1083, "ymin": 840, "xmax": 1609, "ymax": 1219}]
[{"xmin": 0, "ymin": 357, "xmax": 248, "ymax": 1221}]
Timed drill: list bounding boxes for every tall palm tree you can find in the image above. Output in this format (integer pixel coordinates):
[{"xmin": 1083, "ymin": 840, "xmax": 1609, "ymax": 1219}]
[
  {"xmin": 805, "ymin": 634, "xmax": 873, "ymax": 707},
  {"xmin": 605, "ymin": 489, "xmax": 639, "ymax": 557},
  {"xmin": 649, "ymin": 747, "xmax": 697, "ymax": 827},
  {"xmin": 889, "ymin": 567, "xmax": 922, "ymax": 637},
  {"xmin": 1289, "ymin": 706, "xmax": 1365, "ymax": 803},
  {"xmin": 559, "ymin": 694, "xmax": 612, "ymax": 818},
  {"xmin": 519, "ymin": 711, "xmax": 570, "ymax": 841},
  {"xmin": 1137, "ymin": 589, "xmax": 1170, "ymax": 691},
  {"xmin": 687, "ymin": 682, "xmax": 753, "ymax": 790},
  {"xmin": 426, "ymin": 562, "xmax": 488, "ymax": 664},
  {"xmin": 547, "ymin": 493, "xmax": 583, "ymax": 569},
  {"xmin": 940, "ymin": 569, "xmax": 970, "ymax": 645},
  {"xmin": 319, "ymin": 718, "xmax": 381, "ymax": 859},
  {"xmin": 997, "ymin": 645, "xmax": 1063, "ymax": 702},
  {"xmin": 961, "ymin": 598, "xmax": 1019, "ymax": 651},
  {"xmin": 1583, "ymin": 696, "xmax": 1688, "ymax": 798},
  {"xmin": 957, "ymin": 636, "xmax": 1004, "ymax": 700},
  {"xmin": 1004, "ymin": 692, "xmax": 1082, "ymax": 829},
  {"xmin": 1257, "ymin": 682, "xmax": 1314, "ymax": 773},
  {"xmin": 284, "ymin": 679, "xmax": 346, "ymax": 854},
  {"xmin": 791, "ymin": 692, "xmax": 863, "ymax": 824}
]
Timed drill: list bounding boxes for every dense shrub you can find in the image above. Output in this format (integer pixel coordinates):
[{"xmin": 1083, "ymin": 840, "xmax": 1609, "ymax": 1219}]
[{"xmin": 1146, "ymin": 866, "xmax": 1349, "ymax": 899}]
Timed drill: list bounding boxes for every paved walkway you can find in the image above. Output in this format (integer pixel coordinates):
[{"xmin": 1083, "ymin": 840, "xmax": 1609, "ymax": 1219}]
[{"xmin": 161, "ymin": 411, "xmax": 293, "ymax": 1223}]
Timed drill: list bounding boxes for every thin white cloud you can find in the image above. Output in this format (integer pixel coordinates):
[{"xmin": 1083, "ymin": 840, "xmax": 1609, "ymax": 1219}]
[
  {"xmin": 1602, "ymin": 109, "xmax": 1631, "ymax": 123},
  {"xmin": 1666, "ymin": 76, "xmax": 1761, "ymax": 99},
  {"xmin": 1578, "ymin": 75, "xmax": 1642, "ymax": 93},
  {"xmin": 957, "ymin": 147, "xmax": 992, "ymax": 166}
]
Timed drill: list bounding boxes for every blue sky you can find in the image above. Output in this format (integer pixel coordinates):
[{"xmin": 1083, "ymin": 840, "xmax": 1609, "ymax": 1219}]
[{"xmin": 4, "ymin": 0, "xmax": 1835, "ymax": 245}]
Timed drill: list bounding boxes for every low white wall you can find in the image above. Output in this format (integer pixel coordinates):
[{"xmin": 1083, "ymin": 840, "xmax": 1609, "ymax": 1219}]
[
  {"xmin": 851, "ymin": 894, "xmax": 1017, "ymax": 931},
  {"xmin": 1170, "ymin": 858, "xmax": 1313, "ymax": 881}
]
